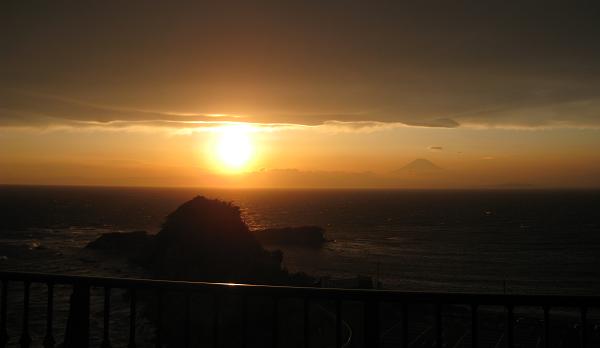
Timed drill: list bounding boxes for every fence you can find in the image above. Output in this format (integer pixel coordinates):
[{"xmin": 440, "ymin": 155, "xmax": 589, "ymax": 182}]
[{"xmin": 1, "ymin": 271, "xmax": 599, "ymax": 348}]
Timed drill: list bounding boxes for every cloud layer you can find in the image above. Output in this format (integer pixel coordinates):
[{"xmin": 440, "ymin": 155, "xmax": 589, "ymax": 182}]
[
  {"xmin": 4, "ymin": 87, "xmax": 600, "ymax": 134},
  {"xmin": 2, "ymin": 2, "xmax": 600, "ymax": 132}
]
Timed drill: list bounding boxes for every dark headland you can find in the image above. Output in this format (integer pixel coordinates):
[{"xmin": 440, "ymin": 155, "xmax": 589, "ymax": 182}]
[
  {"xmin": 87, "ymin": 196, "xmax": 319, "ymax": 285},
  {"xmin": 84, "ymin": 196, "xmax": 342, "ymax": 347}
]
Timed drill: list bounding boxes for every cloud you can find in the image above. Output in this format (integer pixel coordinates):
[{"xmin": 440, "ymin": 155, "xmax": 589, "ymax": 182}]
[
  {"xmin": 2, "ymin": 86, "xmax": 600, "ymax": 133},
  {"xmin": 3, "ymin": 3, "xmax": 600, "ymax": 131},
  {"xmin": 0, "ymin": 89, "xmax": 244, "ymax": 126},
  {"xmin": 428, "ymin": 146, "xmax": 443, "ymax": 151},
  {"xmin": 442, "ymin": 86, "xmax": 600, "ymax": 130},
  {"xmin": 318, "ymin": 121, "xmax": 404, "ymax": 133},
  {"xmin": 404, "ymin": 118, "xmax": 460, "ymax": 128},
  {"xmin": 0, "ymin": 89, "xmax": 462, "ymax": 133}
]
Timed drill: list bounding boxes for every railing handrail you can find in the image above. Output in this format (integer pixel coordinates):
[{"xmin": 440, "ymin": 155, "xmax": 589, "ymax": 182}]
[
  {"xmin": 2, "ymin": 270, "xmax": 599, "ymax": 348},
  {"xmin": 1, "ymin": 271, "xmax": 599, "ymax": 306}
]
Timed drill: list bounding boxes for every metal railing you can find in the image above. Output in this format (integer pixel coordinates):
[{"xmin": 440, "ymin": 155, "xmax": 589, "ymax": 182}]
[{"xmin": 0, "ymin": 271, "xmax": 599, "ymax": 347}]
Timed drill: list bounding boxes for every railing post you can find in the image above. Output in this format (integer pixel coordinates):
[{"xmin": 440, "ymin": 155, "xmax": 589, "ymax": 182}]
[
  {"xmin": 304, "ymin": 298, "xmax": 310, "ymax": 348},
  {"xmin": 435, "ymin": 303, "xmax": 443, "ymax": 348},
  {"xmin": 272, "ymin": 297, "xmax": 279, "ymax": 348},
  {"xmin": 336, "ymin": 299, "xmax": 342, "ymax": 348},
  {"xmin": 19, "ymin": 281, "xmax": 31, "ymax": 348},
  {"xmin": 471, "ymin": 304, "xmax": 478, "ymax": 348},
  {"xmin": 401, "ymin": 303, "xmax": 408, "ymax": 348},
  {"xmin": 63, "ymin": 283, "xmax": 90, "ymax": 348},
  {"xmin": 0, "ymin": 281, "xmax": 7, "ymax": 348},
  {"xmin": 184, "ymin": 292, "xmax": 190, "ymax": 348},
  {"xmin": 543, "ymin": 306, "xmax": 550, "ymax": 348},
  {"xmin": 101, "ymin": 287, "xmax": 111, "ymax": 348},
  {"xmin": 43, "ymin": 282, "xmax": 55, "ymax": 348},
  {"xmin": 213, "ymin": 294, "xmax": 219, "ymax": 348},
  {"xmin": 241, "ymin": 294, "xmax": 248, "ymax": 348},
  {"xmin": 580, "ymin": 306, "xmax": 587, "ymax": 348},
  {"xmin": 506, "ymin": 305, "xmax": 514, "ymax": 348},
  {"xmin": 128, "ymin": 288, "xmax": 137, "ymax": 348},
  {"xmin": 364, "ymin": 300, "xmax": 379, "ymax": 348},
  {"xmin": 155, "ymin": 290, "xmax": 163, "ymax": 348}
]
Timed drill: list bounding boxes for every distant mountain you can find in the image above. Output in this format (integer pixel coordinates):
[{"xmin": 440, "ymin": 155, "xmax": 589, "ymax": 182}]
[{"xmin": 394, "ymin": 158, "xmax": 442, "ymax": 175}]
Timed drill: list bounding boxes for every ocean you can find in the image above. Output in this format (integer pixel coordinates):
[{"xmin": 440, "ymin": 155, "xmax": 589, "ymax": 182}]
[{"xmin": 1, "ymin": 185, "xmax": 600, "ymax": 295}]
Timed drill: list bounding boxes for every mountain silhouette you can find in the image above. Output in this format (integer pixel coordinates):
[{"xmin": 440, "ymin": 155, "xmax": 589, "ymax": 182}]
[{"xmin": 396, "ymin": 158, "xmax": 442, "ymax": 174}]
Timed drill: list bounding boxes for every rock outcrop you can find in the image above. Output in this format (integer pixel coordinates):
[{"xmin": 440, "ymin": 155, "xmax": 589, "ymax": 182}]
[
  {"xmin": 145, "ymin": 196, "xmax": 288, "ymax": 284},
  {"xmin": 86, "ymin": 230, "xmax": 153, "ymax": 251},
  {"xmin": 86, "ymin": 230, "xmax": 154, "ymax": 262},
  {"xmin": 86, "ymin": 196, "xmax": 316, "ymax": 285},
  {"xmin": 81, "ymin": 196, "xmax": 324, "ymax": 346}
]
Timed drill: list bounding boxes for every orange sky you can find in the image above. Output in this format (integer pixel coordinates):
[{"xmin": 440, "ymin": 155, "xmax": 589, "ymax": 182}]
[
  {"xmin": 2, "ymin": 124, "xmax": 599, "ymax": 188},
  {"xmin": 2, "ymin": 3, "xmax": 600, "ymax": 188}
]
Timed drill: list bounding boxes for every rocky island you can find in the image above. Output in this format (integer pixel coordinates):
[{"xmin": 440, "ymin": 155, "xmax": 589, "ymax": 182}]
[
  {"xmin": 86, "ymin": 196, "xmax": 319, "ymax": 284},
  {"xmin": 82, "ymin": 196, "xmax": 338, "ymax": 347}
]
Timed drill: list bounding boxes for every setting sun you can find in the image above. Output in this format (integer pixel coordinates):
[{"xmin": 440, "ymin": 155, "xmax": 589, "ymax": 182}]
[{"xmin": 213, "ymin": 126, "xmax": 254, "ymax": 172}]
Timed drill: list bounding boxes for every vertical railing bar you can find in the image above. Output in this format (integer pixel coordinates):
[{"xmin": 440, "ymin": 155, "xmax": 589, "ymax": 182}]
[
  {"xmin": 213, "ymin": 293, "xmax": 219, "ymax": 348},
  {"xmin": 63, "ymin": 283, "xmax": 90, "ymax": 347},
  {"xmin": 507, "ymin": 305, "xmax": 514, "ymax": 348},
  {"xmin": 241, "ymin": 294, "xmax": 247, "ymax": 348},
  {"xmin": 101, "ymin": 287, "xmax": 111, "ymax": 348},
  {"xmin": 435, "ymin": 303, "xmax": 442, "ymax": 348},
  {"xmin": 0, "ymin": 280, "xmax": 7, "ymax": 348},
  {"xmin": 364, "ymin": 300, "xmax": 379, "ymax": 348},
  {"xmin": 272, "ymin": 297, "xmax": 279, "ymax": 348},
  {"xmin": 363, "ymin": 301, "xmax": 368, "ymax": 348},
  {"xmin": 184, "ymin": 292, "xmax": 190, "ymax": 348},
  {"xmin": 543, "ymin": 306, "xmax": 550, "ymax": 348},
  {"xmin": 374, "ymin": 300, "xmax": 380, "ymax": 348},
  {"xmin": 471, "ymin": 304, "xmax": 478, "ymax": 348},
  {"xmin": 128, "ymin": 288, "xmax": 137, "ymax": 348},
  {"xmin": 336, "ymin": 299, "xmax": 342, "ymax": 348},
  {"xmin": 155, "ymin": 290, "xmax": 162, "ymax": 348},
  {"xmin": 43, "ymin": 282, "xmax": 55, "ymax": 348},
  {"xmin": 304, "ymin": 298, "xmax": 310, "ymax": 348},
  {"xmin": 19, "ymin": 281, "xmax": 31, "ymax": 348},
  {"xmin": 401, "ymin": 303, "xmax": 408, "ymax": 348},
  {"xmin": 580, "ymin": 306, "xmax": 587, "ymax": 348}
]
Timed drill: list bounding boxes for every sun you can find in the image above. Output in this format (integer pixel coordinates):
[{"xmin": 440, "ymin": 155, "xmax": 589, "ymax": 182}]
[{"xmin": 213, "ymin": 126, "xmax": 254, "ymax": 172}]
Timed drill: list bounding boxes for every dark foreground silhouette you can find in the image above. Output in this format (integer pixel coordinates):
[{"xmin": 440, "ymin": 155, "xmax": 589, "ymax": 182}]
[
  {"xmin": 87, "ymin": 196, "xmax": 325, "ymax": 285},
  {"xmin": 147, "ymin": 196, "xmax": 289, "ymax": 283},
  {"xmin": 81, "ymin": 196, "xmax": 325, "ymax": 347},
  {"xmin": 1, "ymin": 194, "xmax": 596, "ymax": 347},
  {"xmin": 87, "ymin": 196, "xmax": 315, "ymax": 285},
  {"xmin": 77, "ymin": 196, "xmax": 600, "ymax": 348}
]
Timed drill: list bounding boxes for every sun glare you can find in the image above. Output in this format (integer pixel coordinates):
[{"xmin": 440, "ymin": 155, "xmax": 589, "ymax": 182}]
[{"xmin": 213, "ymin": 126, "xmax": 254, "ymax": 172}]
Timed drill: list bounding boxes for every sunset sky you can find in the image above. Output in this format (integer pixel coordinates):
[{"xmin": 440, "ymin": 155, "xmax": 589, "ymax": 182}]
[{"xmin": 2, "ymin": 3, "xmax": 600, "ymax": 188}]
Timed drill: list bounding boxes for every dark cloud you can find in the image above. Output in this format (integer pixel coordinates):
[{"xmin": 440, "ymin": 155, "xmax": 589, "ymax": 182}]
[
  {"xmin": 2, "ymin": 2, "xmax": 600, "ymax": 129},
  {"xmin": 429, "ymin": 146, "xmax": 443, "ymax": 151},
  {"xmin": 406, "ymin": 119, "xmax": 460, "ymax": 128},
  {"xmin": 0, "ymin": 89, "xmax": 462, "ymax": 131},
  {"xmin": 0, "ymin": 89, "xmax": 243, "ymax": 127}
]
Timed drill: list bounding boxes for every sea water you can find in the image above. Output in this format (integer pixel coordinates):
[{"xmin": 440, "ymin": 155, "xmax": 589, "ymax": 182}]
[{"xmin": 1, "ymin": 186, "xmax": 599, "ymax": 295}]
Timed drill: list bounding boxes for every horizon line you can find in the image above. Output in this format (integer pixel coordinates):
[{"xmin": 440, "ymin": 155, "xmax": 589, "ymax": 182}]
[{"xmin": 2, "ymin": 183, "xmax": 599, "ymax": 191}]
